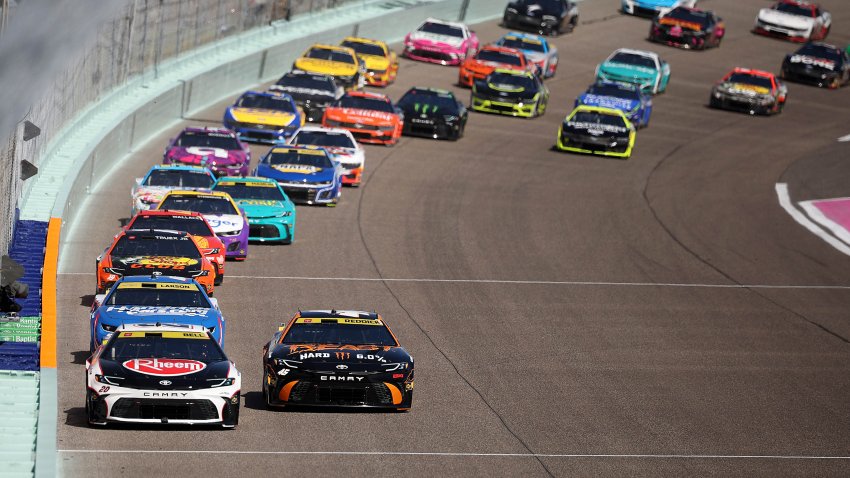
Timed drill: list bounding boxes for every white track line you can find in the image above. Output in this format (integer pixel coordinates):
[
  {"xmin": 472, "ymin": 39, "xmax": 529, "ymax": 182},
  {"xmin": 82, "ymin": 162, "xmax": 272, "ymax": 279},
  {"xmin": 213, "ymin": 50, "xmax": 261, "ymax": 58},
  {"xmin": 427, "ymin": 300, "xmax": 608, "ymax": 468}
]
[
  {"xmin": 799, "ymin": 200, "xmax": 850, "ymax": 247},
  {"xmin": 837, "ymin": 134, "xmax": 850, "ymax": 142},
  {"xmin": 776, "ymin": 183, "xmax": 850, "ymax": 257},
  {"xmin": 57, "ymin": 449, "xmax": 850, "ymax": 460}
]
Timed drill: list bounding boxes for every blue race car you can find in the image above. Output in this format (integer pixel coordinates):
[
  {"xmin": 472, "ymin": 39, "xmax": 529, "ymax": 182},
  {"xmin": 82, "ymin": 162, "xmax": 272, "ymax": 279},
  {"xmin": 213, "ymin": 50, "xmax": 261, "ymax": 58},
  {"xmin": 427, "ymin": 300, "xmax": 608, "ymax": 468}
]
[
  {"xmin": 595, "ymin": 48, "xmax": 671, "ymax": 95},
  {"xmin": 621, "ymin": 0, "xmax": 696, "ymax": 17},
  {"xmin": 90, "ymin": 275, "xmax": 225, "ymax": 352},
  {"xmin": 223, "ymin": 91, "xmax": 305, "ymax": 144},
  {"xmin": 254, "ymin": 145, "xmax": 342, "ymax": 206},
  {"xmin": 575, "ymin": 81, "xmax": 652, "ymax": 128},
  {"xmin": 494, "ymin": 32, "xmax": 559, "ymax": 78},
  {"xmin": 212, "ymin": 176, "xmax": 297, "ymax": 244}
]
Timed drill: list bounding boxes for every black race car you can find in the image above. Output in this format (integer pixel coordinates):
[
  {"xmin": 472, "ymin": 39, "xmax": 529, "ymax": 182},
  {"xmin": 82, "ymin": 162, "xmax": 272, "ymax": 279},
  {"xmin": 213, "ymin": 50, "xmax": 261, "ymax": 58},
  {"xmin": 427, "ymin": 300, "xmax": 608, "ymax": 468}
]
[
  {"xmin": 649, "ymin": 6, "xmax": 725, "ymax": 50},
  {"xmin": 503, "ymin": 0, "xmax": 579, "ymax": 36},
  {"xmin": 269, "ymin": 71, "xmax": 344, "ymax": 122},
  {"xmin": 262, "ymin": 310, "xmax": 414, "ymax": 410},
  {"xmin": 396, "ymin": 87, "xmax": 468, "ymax": 140},
  {"xmin": 780, "ymin": 42, "xmax": 850, "ymax": 89}
]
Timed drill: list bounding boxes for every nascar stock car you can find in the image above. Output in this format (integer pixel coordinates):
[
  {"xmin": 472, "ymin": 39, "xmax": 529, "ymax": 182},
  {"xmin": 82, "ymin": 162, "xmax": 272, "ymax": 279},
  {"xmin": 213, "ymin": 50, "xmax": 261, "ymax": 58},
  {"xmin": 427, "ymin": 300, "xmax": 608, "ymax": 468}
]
[
  {"xmin": 124, "ymin": 210, "xmax": 226, "ymax": 285},
  {"xmin": 458, "ymin": 45, "xmax": 533, "ymax": 88},
  {"xmin": 289, "ymin": 126, "xmax": 365, "ymax": 187},
  {"xmin": 85, "ymin": 324, "xmax": 240, "ymax": 428},
  {"xmin": 261, "ymin": 310, "xmax": 414, "ymax": 410},
  {"xmin": 95, "ymin": 229, "xmax": 216, "ymax": 295},
  {"xmin": 649, "ymin": 6, "xmax": 725, "ymax": 50},
  {"xmin": 575, "ymin": 80, "xmax": 652, "ymax": 128},
  {"xmin": 471, "ymin": 68, "xmax": 549, "ymax": 118},
  {"xmin": 502, "ymin": 0, "xmax": 579, "ymax": 36},
  {"xmin": 595, "ymin": 48, "xmax": 671, "ymax": 94},
  {"xmin": 403, "ymin": 18, "xmax": 479, "ymax": 66},
  {"xmin": 222, "ymin": 90, "xmax": 304, "ymax": 144},
  {"xmin": 130, "ymin": 165, "xmax": 216, "ymax": 216},
  {"xmin": 293, "ymin": 44, "xmax": 365, "ymax": 90},
  {"xmin": 163, "ymin": 127, "xmax": 250, "ymax": 177},
  {"xmin": 709, "ymin": 67, "xmax": 788, "ymax": 115},
  {"xmin": 396, "ymin": 87, "xmax": 468, "ymax": 140},
  {"xmin": 212, "ymin": 177, "xmax": 296, "ymax": 243},
  {"xmin": 89, "ymin": 276, "xmax": 225, "ymax": 352},
  {"xmin": 156, "ymin": 190, "xmax": 250, "ymax": 260},
  {"xmin": 269, "ymin": 71, "xmax": 344, "ymax": 123},
  {"xmin": 621, "ymin": 0, "xmax": 696, "ymax": 17},
  {"xmin": 495, "ymin": 32, "xmax": 559, "ymax": 78},
  {"xmin": 753, "ymin": 0, "xmax": 831, "ymax": 43},
  {"xmin": 556, "ymin": 105, "xmax": 636, "ymax": 159},
  {"xmin": 339, "ymin": 37, "xmax": 399, "ymax": 87},
  {"xmin": 254, "ymin": 146, "xmax": 342, "ymax": 206},
  {"xmin": 322, "ymin": 91, "xmax": 403, "ymax": 146},
  {"xmin": 780, "ymin": 42, "xmax": 850, "ymax": 89}
]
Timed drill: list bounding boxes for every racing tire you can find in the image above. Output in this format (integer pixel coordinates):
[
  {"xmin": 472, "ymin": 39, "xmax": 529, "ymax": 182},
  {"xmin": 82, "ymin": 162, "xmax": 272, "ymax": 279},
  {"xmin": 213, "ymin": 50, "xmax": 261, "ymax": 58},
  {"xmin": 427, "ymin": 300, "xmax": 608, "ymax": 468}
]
[{"xmin": 86, "ymin": 390, "xmax": 107, "ymax": 427}]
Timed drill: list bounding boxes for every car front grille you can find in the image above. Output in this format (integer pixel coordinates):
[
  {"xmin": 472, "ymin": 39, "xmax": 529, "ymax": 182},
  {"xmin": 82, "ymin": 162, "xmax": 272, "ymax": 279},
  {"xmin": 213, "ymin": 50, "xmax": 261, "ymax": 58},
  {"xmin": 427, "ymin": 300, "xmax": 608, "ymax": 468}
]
[
  {"xmin": 249, "ymin": 224, "xmax": 280, "ymax": 238},
  {"xmin": 111, "ymin": 398, "xmax": 218, "ymax": 420},
  {"xmin": 409, "ymin": 48, "xmax": 454, "ymax": 62},
  {"xmin": 286, "ymin": 381, "xmax": 393, "ymax": 406},
  {"xmin": 281, "ymin": 186, "xmax": 318, "ymax": 204}
]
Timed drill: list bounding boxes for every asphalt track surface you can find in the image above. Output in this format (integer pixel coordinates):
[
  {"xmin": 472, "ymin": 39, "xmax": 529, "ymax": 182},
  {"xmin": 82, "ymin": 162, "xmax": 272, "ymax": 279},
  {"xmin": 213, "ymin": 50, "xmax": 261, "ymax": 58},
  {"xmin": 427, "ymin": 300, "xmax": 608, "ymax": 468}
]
[{"xmin": 55, "ymin": 1, "xmax": 850, "ymax": 476}]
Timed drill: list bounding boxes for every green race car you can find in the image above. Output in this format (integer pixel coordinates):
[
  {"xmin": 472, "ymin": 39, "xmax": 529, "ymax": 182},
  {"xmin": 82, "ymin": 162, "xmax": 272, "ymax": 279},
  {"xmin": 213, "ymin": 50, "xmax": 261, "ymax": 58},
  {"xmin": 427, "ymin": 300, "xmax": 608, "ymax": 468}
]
[
  {"xmin": 212, "ymin": 176, "xmax": 296, "ymax": 243},
  {"xmin": 470, "ymin": 68, "xmax": 549, "ymax": 118}
]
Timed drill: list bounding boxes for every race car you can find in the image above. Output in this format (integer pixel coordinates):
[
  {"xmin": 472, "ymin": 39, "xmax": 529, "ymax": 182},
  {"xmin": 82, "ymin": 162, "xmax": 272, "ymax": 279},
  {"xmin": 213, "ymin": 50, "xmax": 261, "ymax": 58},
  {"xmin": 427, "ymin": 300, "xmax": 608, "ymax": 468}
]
[
  {"xmin": 89, "ymin": 275, "xmax": 225, "ymax": 352},
  {"xmin": 502, "ymin": 0, "xmax": 579, "ymax": 36},
  {"xmin": 163, "ymin": 127, "xmax": 250, "ymax": 178},
  {"xmin": 595, "ymin": 48, "xmax": 671, "ymax": 94},
  {"xmin": 95, "ymin": 229, "xmax": 216, "ymax": 295},
  {"xmin": 130, "ymin": 165, "xmax": 216, "ymax": 216},
  {"xmin": 458, "ymin": 45, "xmax": 533, "ymax": 88},
  {"xmin": 222, "ymin": 90, "xmax": 304, "ymax": 144},
  {"xmin": 470, "ymin": 68, "xmax": 549, "ymax": 118},
  {"xmin": 155, "ymin": 190, "xmax": 249, "ymax": 260},
  {"xmin": 575, "ymin": 80, "xmax": 652, "ymax": 128},
  {"xmin": 288, "ymin": 126, "xmax": 365, "ymax": 187},
  {"xmin": 254, "ymin": 146, "xmax": 342, "ymax": 206},
  {"xmin": 261, "ymin": 310, "xmax": 414, "ymax": 410},
  {"xmin": 753, "ymin": 0, "xmax": 831, "ymax": 42},
  {"xmin": 555, "ymin": 105, "xmax": 636, "ymax": 159},
  {"xmin": 124, "ymin": 210, "xmax": 226, "ymax": 286},
  {"xmin": 269, "ymin": 71, "xmax": 344, "ymax": 123},
  {"xmin": 402, "ymin": 18, "xmax": 479, "ymax": 66},
  {"xmin": 212, "ymin": 177, "xmax": 296, "ymax": 244},
  {"xmin": 85, "ymin": 323, "xmax": 240, "ymax": 428},
  {"xmin": 321, "ymin": 91, "xmax": 403, "ymax": 146},
  {"xmin": 396, "ymin": 87, "xmax": 468, "ymax": 140},
  {"xmin": 339, "ymin": 37, "xmax": 399, "ymax": 87},
  {"xmin": 621, "ymin": 0, "xmax": 697, "ymax": 17},
  {"xmin": 649, "ymin": 6, "xmax": 725, "ymax": 50},
  {"xmin": 780, "ymin": 42, "xmax": 850, "ymax": 89},
  {"xmin": 293, "ymin": 44, "xmax": 364, "ymax": 90},
  {"xmin": 495, "ymin": 32, "xmax": 559, "ymax": 78},
  {"xmin": 709, "ymin": 68, "xmax": 788, "ymax": 115}
]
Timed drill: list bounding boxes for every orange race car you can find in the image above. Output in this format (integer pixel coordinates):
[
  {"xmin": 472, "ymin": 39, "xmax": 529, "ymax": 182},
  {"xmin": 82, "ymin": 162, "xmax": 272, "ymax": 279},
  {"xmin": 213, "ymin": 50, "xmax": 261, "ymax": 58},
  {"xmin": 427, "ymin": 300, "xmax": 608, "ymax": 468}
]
[
  {"xmin": 95, "ymin": 229, "xmax": 217, "ymax": 295},
  {"xmin": 458, "ymin": 45, "xmax": 534, "ymax": 88},
  {"xmin": 340, "ymin": 36, "xmax": 399, "ymax": 87},
  {"xmin": 322, "ymin": 91, "xmax": 403, "ymax": 146},
  {"xmin": 124, "ymin": 209, "xmax": 227, "ymax": 286}
]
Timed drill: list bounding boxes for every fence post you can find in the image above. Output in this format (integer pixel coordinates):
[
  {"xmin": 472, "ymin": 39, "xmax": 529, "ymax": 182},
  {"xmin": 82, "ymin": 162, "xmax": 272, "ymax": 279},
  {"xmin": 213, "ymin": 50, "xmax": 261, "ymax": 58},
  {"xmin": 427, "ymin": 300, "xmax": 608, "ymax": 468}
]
[{"xmin": 458, "ymin": 0, "xmax": 470, "ymax": 22}]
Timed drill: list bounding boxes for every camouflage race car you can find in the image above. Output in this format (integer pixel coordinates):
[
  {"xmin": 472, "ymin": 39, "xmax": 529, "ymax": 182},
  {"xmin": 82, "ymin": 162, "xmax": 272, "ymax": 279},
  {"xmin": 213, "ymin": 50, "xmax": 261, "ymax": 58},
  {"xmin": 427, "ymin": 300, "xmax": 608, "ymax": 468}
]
[
  {"xmin": 212, "ymin": 177, "xmax": 296, "ymax": 244},
  {"xmin": 471, "ymin": 68, "xmax": 549, "ymax": 118}
]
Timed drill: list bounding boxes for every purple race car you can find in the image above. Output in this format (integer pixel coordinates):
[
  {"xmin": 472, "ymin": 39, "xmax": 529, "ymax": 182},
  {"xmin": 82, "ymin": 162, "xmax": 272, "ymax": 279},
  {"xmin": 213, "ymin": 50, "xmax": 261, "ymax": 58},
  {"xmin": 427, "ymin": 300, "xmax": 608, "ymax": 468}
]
[{"xmin": 163, "ymin": 127, "xmax": 251, "ymax": 178}]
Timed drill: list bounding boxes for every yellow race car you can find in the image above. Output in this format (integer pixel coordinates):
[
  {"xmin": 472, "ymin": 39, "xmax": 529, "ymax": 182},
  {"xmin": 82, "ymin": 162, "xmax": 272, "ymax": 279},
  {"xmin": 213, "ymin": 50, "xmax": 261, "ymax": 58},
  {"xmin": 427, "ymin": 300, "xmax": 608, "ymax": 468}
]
[
  {"xmin": 556, "ymin": 105, "xmax": 636, "ymax": 159},
  {"xmin": 293, "ymin": 44, "xmax": 364, "ymax": 90},
  {"xmin": 339, "ymin": 37, "xmax": 399, "ymax": 87}
]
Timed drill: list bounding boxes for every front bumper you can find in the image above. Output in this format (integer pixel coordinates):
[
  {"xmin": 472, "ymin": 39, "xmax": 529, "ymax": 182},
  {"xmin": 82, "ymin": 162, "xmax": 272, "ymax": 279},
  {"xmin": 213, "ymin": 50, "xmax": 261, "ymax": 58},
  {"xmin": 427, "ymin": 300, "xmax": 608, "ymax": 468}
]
[
  {"xmin": 403, "ymin": 43, "xmax": 464, "ymax": 66},
  {"xmin": 710, "ymin": 91, "xmax": 777, "ymax": 115},
  {"xmin": 86, "ymin": 384, "xmax": 240, "ymax": 427},
  {"xmin": 247, "ymin": 217, "xmax": 295, "ymax": 243},
  {"xmin": 649, "ymin": 28, "xmax": 708, "ymax": 49},
  {"xmin": 402, "ymin": 118, "xmax": 459, "ymax": 139},
  {"xmin": 556, "ymin": 128, "xmax": 633, "ymax": 158},
  {"xmin": 596, "ymin": 70, "xmax": 657, "ymax": 94},
  {"xmin": 781, "ymin": 66, "xmax": 837, "ymax": 88},
  {"xmin": 339, "ymin": 165, "xmax": 364, "ymax": 186},
  {"xmin": 267, "ymin": 375, "xmax": 412, "ymax": 409},
  {"xmin": 471, "ymin": 94, "xmax": 537, "ymax": 117},
  {"xmin": 752, "ymin": 22, "xmax": 811, "ymax": 42},
  {"xmin": 279, "ymin": 182, "xmax": 339, "ymax": 205},
  {"xmin": 225, "ymin": 121, "xmax": 297, "ymax": 144},
  {"xmin": 365, "ymin": 68, "xmax": 394, "ymax": 86},
  {"xmin": 324, "ymin": 120, "xmax": 399, "ymax": 145},
  {"xmin": 459, "ymin": 67, "xmax": 490, "ymax": 87},
  {"xmin": 218, "ymin": 232, "xmax": 249, "ymax": 259}
]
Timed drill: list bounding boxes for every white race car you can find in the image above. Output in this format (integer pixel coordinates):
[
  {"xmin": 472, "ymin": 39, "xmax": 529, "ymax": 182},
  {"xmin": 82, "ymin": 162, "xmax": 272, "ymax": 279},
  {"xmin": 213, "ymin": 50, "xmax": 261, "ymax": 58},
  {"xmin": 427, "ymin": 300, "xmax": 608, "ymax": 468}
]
[
  {"xmin": 288, "ymin": 125, "xmax": 366, "ymax": 187},
  {"xmin": 753, "ymin": 0, "xmax": 831, "ymax": 43}
]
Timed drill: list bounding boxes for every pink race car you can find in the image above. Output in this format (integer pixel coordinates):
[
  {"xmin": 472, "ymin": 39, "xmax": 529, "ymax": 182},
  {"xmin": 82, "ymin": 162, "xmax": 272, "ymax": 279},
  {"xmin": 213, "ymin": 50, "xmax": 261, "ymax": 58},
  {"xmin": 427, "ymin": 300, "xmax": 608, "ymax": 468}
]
[
  {"xmin": 403, "ymin": 18, "xmax": 479, "ymax": 66},
  {"xmin": 163, "ymin": 127, "xmax": 251, "ymax": 178}
]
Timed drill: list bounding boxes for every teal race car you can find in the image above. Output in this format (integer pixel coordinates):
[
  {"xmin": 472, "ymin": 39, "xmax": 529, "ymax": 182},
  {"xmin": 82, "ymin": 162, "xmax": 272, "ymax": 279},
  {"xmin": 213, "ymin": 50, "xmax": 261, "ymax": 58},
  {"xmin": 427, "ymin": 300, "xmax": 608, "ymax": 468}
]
[
  {"xmin": 212, "ymin": 176, "xmax": 296, "ymax": 244},
  {"xmin": 595, "ymin": 48, "xmax": 670, "ymax": 95}
]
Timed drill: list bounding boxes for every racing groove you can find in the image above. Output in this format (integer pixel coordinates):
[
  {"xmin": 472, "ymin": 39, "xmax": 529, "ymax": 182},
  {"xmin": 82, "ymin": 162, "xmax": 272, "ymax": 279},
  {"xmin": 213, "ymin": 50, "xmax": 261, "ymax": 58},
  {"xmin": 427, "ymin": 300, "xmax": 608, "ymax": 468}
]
[{"xmin": 57, "ymin": 1, "xmax": 850, "ymax": 476}]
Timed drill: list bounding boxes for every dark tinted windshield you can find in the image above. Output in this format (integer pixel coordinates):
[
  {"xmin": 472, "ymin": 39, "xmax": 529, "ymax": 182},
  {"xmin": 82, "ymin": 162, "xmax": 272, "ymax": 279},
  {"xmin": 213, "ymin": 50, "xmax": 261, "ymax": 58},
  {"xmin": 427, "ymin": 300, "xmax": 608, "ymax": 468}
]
[
  {"xmin": 235, "ymin": 93, "xmax": 295, "ymax": 112},
  {"xmin": 283, "ymin": 322, "xmax": 397, "ymax": 346},
  {"xmin": 517, "ymin": 0, "xmax": 564, "ymax": 12},
  {"xmin": 175, "ymin": 132, "xmax": 241, "ymax": 150},
  {"xmin": 726, "ymin": 73, "xmax": 773, "ymax": 89},
  {"xmin": 341, "ymin": 40, "xmax": 385, "ymax": 57},
  {"xmin": 265, "ymin": 149, "xmax": 335, "ymax": 169},
  {"xmin": 796, "ymin": 44, "xmax": 842, "ymax": 61},
  {"xmin": 292, "ymin": 131, "xmax": 355, "ymax": 148},
  {"xmin": 337, "ymin": 95, "xmax": 395, "ymax": 112},
  {"xmin": 419, "ymin": 21, "xmax": 464, "ymax": 38},
  {"xmin": 276, "ymin": 74, "xmax": 336, "ymax": 91},
  {"xmin": 214, "ymin": 182, "xmax": 286, "ymax": 201},
  {"xmin": 158, "ymin": 196, "xmax": 239, "ymax": 215},
  {"xmin": 143, "ymin": 170, "xmax": 214, "ymax": 188},
  {"xmin": 775, "ymin": 3, "xmax": 814, "ymax": 17},
  {"xmin": 664, "ymin": 7, "xmax": 711, "ymax": 26},
  {"xmin": 609, "ymin": 52, "xmax": 656, "ymax": 68},
  {"xmin": 568, "ymin": 111, "xmax": 628, "ymax": 129},
  {"xmin": 128, "ymin": 215, "xmax": 213, "ymax": 237},
  {"xmin": 587, "ymin": 83, "xmax": 641, "ymax": 100},
  {"xmin": 111, "ymin": 234, "xmax": 202, "ymax": 258},
  {"xmin": 106, "ymin": 286, "xmax": 209, "ymax": 307},
  {"xmin": 475, "ymin": 49, "xmax": 523, "ymax": 66},
  {"xmin": 306, "ymin": 47, "xmax": 355, "ymax": 64},
  {"xmin": 498, "ymin": 36, "xmax": 546, "ymax": 53},
  {"xmin": 104, "ymin": 333, "xmax": 226, "ymax": 362},
  {"xmin": 487, "ymin": 72, "xmax": 536, "ymax": 90},
  {"xmin": 397, "ymin": 89, "xmax": 459, "ymax": 113}
]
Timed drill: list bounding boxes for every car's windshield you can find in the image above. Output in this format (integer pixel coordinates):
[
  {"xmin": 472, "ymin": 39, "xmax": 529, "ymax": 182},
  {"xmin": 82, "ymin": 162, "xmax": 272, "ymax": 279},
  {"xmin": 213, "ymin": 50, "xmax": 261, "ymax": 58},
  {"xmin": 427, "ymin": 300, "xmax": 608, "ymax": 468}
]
[
  {"xmin": 235, "ymin": 93, "xmax": 295, "ymax": 112},
  {"xmin": 475, "ymin": 49, "xmax": 523, "ymax": 66},
  {"xmin": 158, "ymin": 195, "xmax": 239, "ymax": 215},
  {"xmin": 397, "ymin": 90, "xmax": 459, "ymax": 113},
  {"xmin": 111, "ymin": 234, "xmax": 202, "ymax": 258},
  {"xmin": 128, "ymin": 215, "xmax": 213, "ymax": 237},
  {"xmin": 291, "ymin": 131, "xmax": 356, "ymax": 148},
  {"xmin": 214, "ymin": 182, "xmax": 286, "ymax": 201},
  {"xmin": 337, "ymin": 95, "xmax": 395, "ymax": 113},
  {"xmin": 276, "ymin": 74, "xmax": 336, "ymax": 91},
  {"xmin": 104, "ymin": 332, "xmax": 226, "ymax": 363},
  {"xmin": 143, "ymin": 170, "xmax": 214, "ymax": 188},
  {"xmin": 340, "ymin": 40, "xmax": 385, "ymax": 57},
  {"xmin": 486, "ymin": 72, "xmax": 536, "ymax": 90},
  {"xmin": 106, "ymin": 283, "xmax": 210, "ymax": 307},
  {"xmin": 174, "ymin": 132, "xmax": 242, "ymax": 150},
  {"xmin": 517, "ymin": 0, "xmax": 563, "ymax": 11},
  {"xmin": 283, "ymin": 321, "xmax": 397, "ymax": 346},
  {"xmin": 775, "ymin": 2, "xmax": 814, "ymax": 17},
  {"xmin": 727, "ymin": 73, "xmax": 773, "ymax": 89},
  {"xmin": 663, "ymin": 7, "xmax": 711, "ymax": 27},
  {"xmin": 609, "ymin": 52, "xmax": 656, "ymax": 68},
  {"xmin": 796, "ymin": 44, "xmax": 841, "ymax": 61},
  {"xmin": 587, "ymin": 83, "xmax": 641, "ymax": 100},
  {"xmin": 265, "ymin": 148, "xmax": 335, "ymax": 169},
  {"xmin": 498, "ymin": 36, "xmax": 546, "ymax": 53},
  {"xmin": 419, "ymin": 21, "xmax": 464, "ymax": 38},
  {"xmin": 305, "ymin": 47, "xmax": 355, "ymax": 64},
  {"xmin": 568, "ymin": 111, "xmax": 628, "ymax": 129}
]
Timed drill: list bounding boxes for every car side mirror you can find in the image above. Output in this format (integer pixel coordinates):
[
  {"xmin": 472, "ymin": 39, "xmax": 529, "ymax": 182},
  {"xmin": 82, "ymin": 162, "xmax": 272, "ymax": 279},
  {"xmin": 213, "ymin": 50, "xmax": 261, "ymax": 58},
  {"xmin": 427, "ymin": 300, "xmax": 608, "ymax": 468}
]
[
  {"xmin": 209, "ymin": 297, "xmax": 219, "ymax": 309},
  {"xmin": 93, "ymin": 294, "xmax": 106, "ymax": 308}
]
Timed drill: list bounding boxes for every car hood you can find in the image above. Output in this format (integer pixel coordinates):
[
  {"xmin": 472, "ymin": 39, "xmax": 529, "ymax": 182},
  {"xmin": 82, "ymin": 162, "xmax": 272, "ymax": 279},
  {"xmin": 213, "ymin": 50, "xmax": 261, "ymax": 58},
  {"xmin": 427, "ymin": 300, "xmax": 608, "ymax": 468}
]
[
  {"xmin": 133, "ymin": 185, "xmax": 205, "ymax": 201},
  {"xmin": 109, "ymin": 255, "xmax": 203, "ymax": 277},
  {"xmin": 97, "ymin": 358, "xmax": 231, "ymax": 389},
  {"xmin": 599, "ymin": 62, "xmax": 657, "ymax": 78},
  {"xmin": 294, "ymin": 58, "xmax": 358, "ymax": 76},
  {"xmin": 758, "ymin": 8, "xmax": 815, "ymax": 29},
  {"xmin": 359, "ymin": 54, "xmax": 391, "ymax": 70},
  {"xmin": 562, "ymin": 119, "xmax": 631, "ymax": 137},
  {"xmin": 234, "ymin": 199, "xmax": 293, "ymax": 218},
  {"xmin": 324, "ymin": 147, "xmax": 364, "ymax": 166},
  {"xmin": 578, "ymin": 93, "xmax": 640, "ymax": 112},
  {"xmin": 166, "ymin": 147, "xmax": 247, "ymax": 167},
  {"xmin": 277, "ymin": 344, "xmax": 411, "ymax": 368},
  {"xmin": 785, "ymin": 54, "xmax": 837, "ymax": 71},
  {"xmin": 227, "ymin": 107, "xmax": 298, "ymax": 127},
  {"xmin": 257, "ymin": 163, "xmax": 335, "ymax": 183},
  {"xmin": 201, "ymin": 214, "xmax": 245, "ymax": 233},
  {"xmin": 98, "ymin": 305, "xmax": 218, "ymax": 323},
  {"xmin": 271, "ymin": 86, "xmax": 337, "ymax": 103},
  {"xmin": 408, "ymin": 30, "xmax": 465, "ymax": 49},
  {"xmin": 325, "ymin": 107, "xmax": 397, "ymax": 125}
]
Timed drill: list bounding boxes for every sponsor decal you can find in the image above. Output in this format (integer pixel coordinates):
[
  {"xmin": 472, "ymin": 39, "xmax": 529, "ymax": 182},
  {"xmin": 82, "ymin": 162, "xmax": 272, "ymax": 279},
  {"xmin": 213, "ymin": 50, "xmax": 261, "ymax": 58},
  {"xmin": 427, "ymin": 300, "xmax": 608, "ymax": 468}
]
[
  {"xmin": 337, "ymin": 108, "xmax": 395, "ymax": 122},
  {"xmin": 184, "ymin": 146, "xmax": 230, "ymax": 159},
  {"xmin": 289, "ymin": 344, "xmax": 392, "ymax": 354},
  {"xmin": 117, "ymin": 331, "xmax": 208, "ymax": 339},
  {"xmin": 320, "ymin": 375, "xmax": 364, "ymax": 382},
  {"xmin": 230, "ymin": 109, "xmax": 296, "ymax": 126},
  {"xmin": 116, "ymin": 282, "xmax": 197, "ymax": 290},
  {"xmin": 567, "ymin": 121, "xmax": 628, "ymax": 133},
  {"xmin": 581, "ymin": 95, "xmax": 635, "ymax": 110},
  {"xmin": 299, "ymin": 352, "xmax": 331, "ymax": 360},
  {"xmin": 272, "ymin": 147, "xmax": 325, "ymax": 156},
  {"xmin": 123, "ymin": 358, "xmax": 207, "ymax": 376},
  {"xmin": 206, "ymin": 217, "xmax": 240, "ymax": 228},
  {"xmin": 294, "ymin": 318, "xmax": 382, "ymax": 325},
  {"xmin": 105, "ymin": 306, "xmax": 209, "ymax": 317},
  {"xmin": 659, "ymin": 17, "xmax": 703, "ymax": 31},
  {"xmin": 789, "ymin": 55, "xmax": 835, "ymax": 70},
  {"xmin": 727, "ymin": 83, "xmax": 770, "ymax": 95},
  {"xmin": 336, "ymin": 365, "xmax": 348, "ymax": 370},
  {"xmin": 272, "ymin": 164, "xmax": 322, "ymax": 174},
  {"xmin": 136, "ymin": 256, "xmax": 199, "ymax": 266},
  {"xmin": 194, "ymin": 236, "xmax": 210, "ymax": 249},
  {"xmin": 143, "ymin": 392, "xmax": 190, "ymax": 397},
  {"xmin": 159, "ymin": 380, "xmax": 172, "ymax": 385},
  {"xmin": 239, "ymin": 199, "xmax": 280, "ymax": 206}
]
